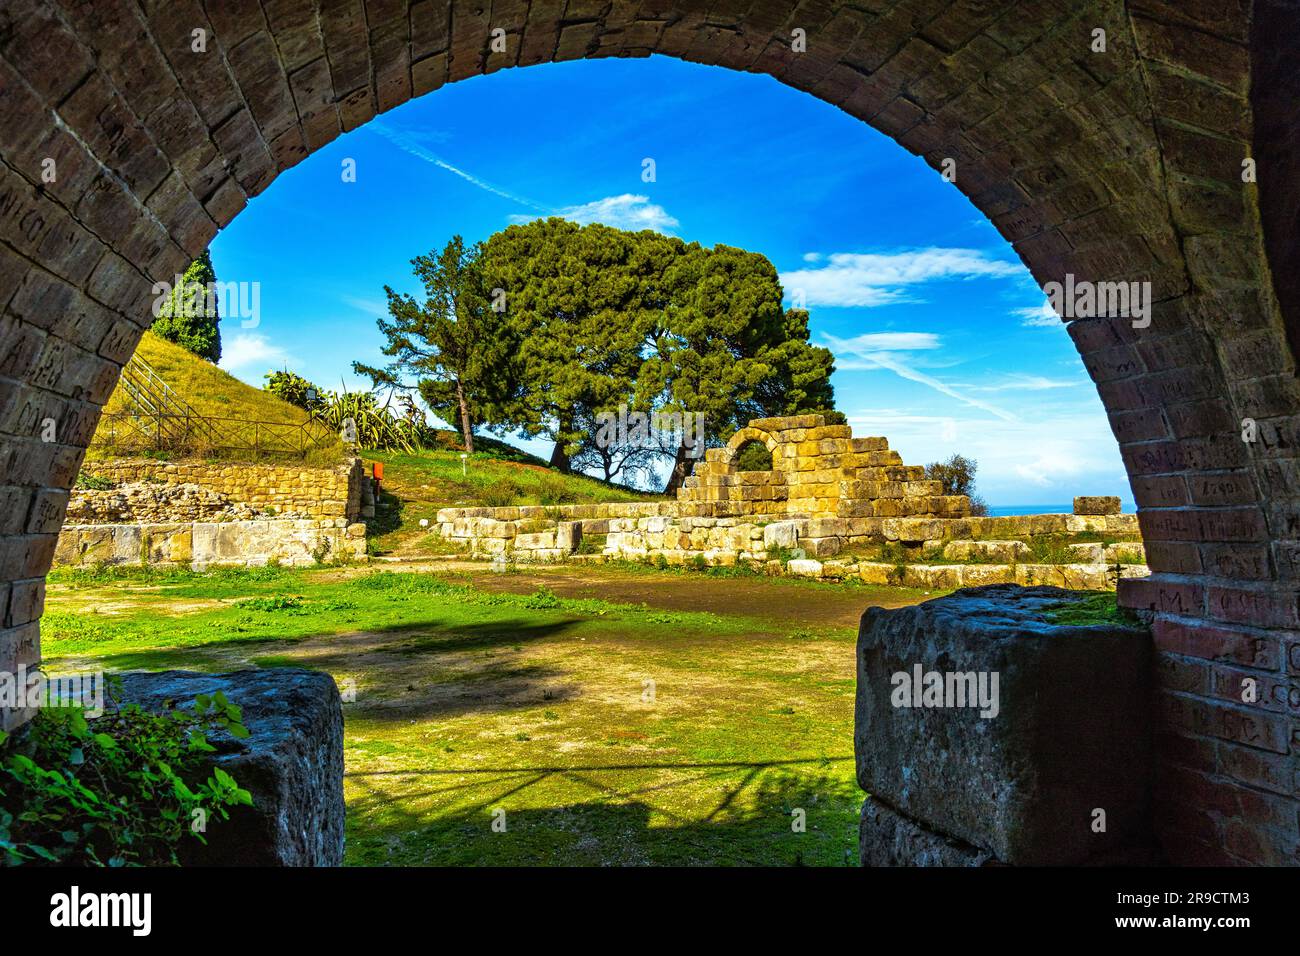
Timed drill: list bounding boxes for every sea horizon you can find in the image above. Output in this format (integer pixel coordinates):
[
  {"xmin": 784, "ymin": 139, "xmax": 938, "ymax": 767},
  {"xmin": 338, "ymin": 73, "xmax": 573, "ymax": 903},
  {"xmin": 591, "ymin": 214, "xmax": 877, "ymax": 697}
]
[{"xmin": 984, "ymin": 503, "xmax": 1131, "ymax": 517}]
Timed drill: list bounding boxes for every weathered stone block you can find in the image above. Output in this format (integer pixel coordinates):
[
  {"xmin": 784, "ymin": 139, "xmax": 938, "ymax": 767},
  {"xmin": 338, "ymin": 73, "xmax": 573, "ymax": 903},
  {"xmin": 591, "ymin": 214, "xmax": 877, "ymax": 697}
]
[
  {"xmin": 786, "ymin": 558, "xmax": 823, "ymax": 577},
  {"xmin": 860, "ymin": 797, "xmax": 995, "ymax": 867},
  {"xmin": 115, "ymin": 668, "xmax": 344, "ymax": 866},
  {"xmin": 555, "ymin": 521, "xmax": 582, "ymax": 552},
  {"xmin": 943, "ymin": 539, "xmax": 1029, "ymax": 562},
  {"xmin": 1074, "ymin": 495, "xmax": 1121, "ymax": 515},
  {"xmin": 762, "ymin": 519, "xmax": 801, "ymax": 549},
  {"xmin": 855, "ymin": 585, "xmax": 1151, "ymax": 865}
]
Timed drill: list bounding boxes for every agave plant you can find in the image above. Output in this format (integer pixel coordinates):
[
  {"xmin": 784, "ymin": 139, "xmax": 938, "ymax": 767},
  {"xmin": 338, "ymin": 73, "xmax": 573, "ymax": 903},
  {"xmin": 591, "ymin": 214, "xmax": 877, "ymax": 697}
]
[{"xmin": 315, "ymin": 388, "xmax": 429, "ymax": 452}]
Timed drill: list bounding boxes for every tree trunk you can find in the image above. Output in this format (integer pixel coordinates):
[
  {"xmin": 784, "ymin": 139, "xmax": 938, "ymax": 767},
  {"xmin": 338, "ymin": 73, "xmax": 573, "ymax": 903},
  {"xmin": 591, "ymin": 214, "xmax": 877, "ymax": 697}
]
[
  {"xmin": 662, "ymin": 439, "xmax": 693, "ymax": 495},
  {"xmin": 548, "ymin": 440, "xmax": 570, "ymax": 472},
  {"xmin": 455, "ymin": 379, "xmax": 474, "ymax": 454}
]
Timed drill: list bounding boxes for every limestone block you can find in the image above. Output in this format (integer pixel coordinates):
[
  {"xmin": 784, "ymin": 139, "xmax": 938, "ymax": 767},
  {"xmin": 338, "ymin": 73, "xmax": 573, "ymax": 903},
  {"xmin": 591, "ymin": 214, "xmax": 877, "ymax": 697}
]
[
  {"xmin": 857, "ymin": 563, "xmax": 894, "ymax": 585},
  {"xmin": 1014, "ymin": 564, "xmax": 1068, "ymax": 587},
  {"xmin": 1061, "ymin": 564, "xmax": 1110, "ymax": 590},
  {"xmin": 903, "ymin": 480, "xmax": 944, "ymax": 496},
  {"xmin": 855, "ymin": 585, "xmax": 1151, "ymax": 865},
  {"xmin": 802, "ymin": 536, "xmax": 842, "ymax": 558},
  {"xmin": 882, "ymin": 518, "xmax": 944, "ymax": 543},
  {"xmin": 807, "ymin": 517, "xmax": 847, "ymax": 537},
  {"xmin": 1103, "ymin": 542, "xmax": 1145, "ymax": 564},
  {"xmin": 959, "ymin": 564, "xmax": 1015, "ymax": 586},
  {"xmin": 1105, "ymin": 514, "xmax": 1139, "ymax": 534},
  {"xmin": 111, "ymin": 668, "xmax": 345, "ymax": 864},
  {"xmin": 1068, "ymin": 542, "xmax": 1103, "ymax": 563},
  {"xmin": 1074, "ymin": 495, "xmax": 1121, "ymax": 515},
  {"xmin": 1065, "ymin": 515, "xmax": 1108, "ymax": 533},
  {"xmin": 839, "ymin": 500, "xmax": 878, "ymax": 518},
  {"xmin": 901, "ymin": 565, "xmax": 961, "ymax": 589},
  {"xmin": 943, "ymin": 540, "xmax": 1030, "ymax": 563},
  {"xmin": 821, "ymin": 560, "xmax": 853, "ymax": 580},
  {"xmin": 762, "ymin": 520, "xmax": 801, "ymax": 550},
  {"xmin": 786, "ymin": 558, "xmax": 823, "ymax": 577}
]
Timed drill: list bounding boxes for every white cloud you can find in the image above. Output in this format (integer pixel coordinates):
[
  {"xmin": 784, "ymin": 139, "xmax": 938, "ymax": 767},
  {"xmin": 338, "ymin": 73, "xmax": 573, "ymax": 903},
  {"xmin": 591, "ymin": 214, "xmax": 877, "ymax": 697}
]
[
  {"xmin": 510, "ymin": 194, "xmax": 679, "ymax": 233},
  {"xmin": 964, "ymin": 373, "xmax": 1088, "ymax": 393},
  {"xmin": 802, "ymin": 252, "xmax": 822, "ymax": 263},
  {"xmin": 781, "ymin": 247, "xmax": 1024, "ymax": 308},
  {"xmin": 371, "ymin": 122, "xmax": 550, "ymax": 212},
  {"xmin": 1014, "ymin": 301, "xmax": 1063, "ymax": 328},
  {"xmin": 220, "ymin": 333, "xmax": 293, "ymax": 372},
  {"xmin": 342, "ymin": 295, "xmax": 387, "ymax": 318},
  {"xmin": 1014, "ymin": 452, "xmax": 1085, "ymax": 487},
  {"xmin": 372, "ymin": 123, "xmax": 682, "ymax": 235},
  {"xmin": 828, "ymin": 331, "xmax": 941, "ymax": 353},
  {"xmin": 825, "ymin": 332, "xmax": 1017, "ymax": 422}
]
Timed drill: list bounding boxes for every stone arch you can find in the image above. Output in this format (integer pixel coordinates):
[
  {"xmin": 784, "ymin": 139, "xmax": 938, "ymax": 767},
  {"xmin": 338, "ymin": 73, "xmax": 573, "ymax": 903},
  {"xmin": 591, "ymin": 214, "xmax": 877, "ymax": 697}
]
[
  {"xmin": 720, "ymin": 426, "xmax": 782, "ymax": 472},
  {"xmin": 0, "ymin": 0, "xmax": 1296, "ymax": 865}
]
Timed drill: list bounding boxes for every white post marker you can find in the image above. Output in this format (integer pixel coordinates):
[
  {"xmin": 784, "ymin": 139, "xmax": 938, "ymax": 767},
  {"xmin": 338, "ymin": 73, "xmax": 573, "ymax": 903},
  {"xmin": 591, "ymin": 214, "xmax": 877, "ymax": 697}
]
[{"xmin": 460, "ymin": 452, "xmax": 468, "ymax": 476}]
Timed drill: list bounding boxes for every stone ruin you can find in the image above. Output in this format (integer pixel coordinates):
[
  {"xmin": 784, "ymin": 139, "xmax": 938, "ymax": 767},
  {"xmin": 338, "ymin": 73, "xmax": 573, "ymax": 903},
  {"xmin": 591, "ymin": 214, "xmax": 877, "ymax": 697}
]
[
  {"xmin": 674, "ymin": 415, "xmax": 970, "ymax": 521},
  {"xmin": 54, "ymin": 458, "xmax": 371, "ymax": 570},
  {"xmin": 856, "ymin": 585, "xmax": 1154, "ymax": 866},
  {"xmin": 432, "ymin": 414, "xmax": 1146, "ymax": 589}
]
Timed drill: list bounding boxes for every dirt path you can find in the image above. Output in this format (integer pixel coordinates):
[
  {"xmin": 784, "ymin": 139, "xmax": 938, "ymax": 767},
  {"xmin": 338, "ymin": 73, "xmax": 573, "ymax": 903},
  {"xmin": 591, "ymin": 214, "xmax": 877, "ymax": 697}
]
[{"xmin": 339, "ymin": 559, "xmax": 935, "ymax": 629}]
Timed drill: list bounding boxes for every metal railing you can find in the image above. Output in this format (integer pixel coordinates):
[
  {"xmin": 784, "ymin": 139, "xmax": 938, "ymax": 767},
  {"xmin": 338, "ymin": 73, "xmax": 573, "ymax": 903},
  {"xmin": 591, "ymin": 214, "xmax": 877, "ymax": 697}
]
[{"xmin": 93, "ymin": 353, "xmax": 337, "ymax": 457}]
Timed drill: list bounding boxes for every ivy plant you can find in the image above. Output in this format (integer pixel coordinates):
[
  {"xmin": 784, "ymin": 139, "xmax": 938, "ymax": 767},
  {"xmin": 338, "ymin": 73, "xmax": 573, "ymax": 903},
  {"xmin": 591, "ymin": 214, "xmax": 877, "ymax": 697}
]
[{"xmin": 0, "ymin": 682, "xmax": 253, "ymax": 866}]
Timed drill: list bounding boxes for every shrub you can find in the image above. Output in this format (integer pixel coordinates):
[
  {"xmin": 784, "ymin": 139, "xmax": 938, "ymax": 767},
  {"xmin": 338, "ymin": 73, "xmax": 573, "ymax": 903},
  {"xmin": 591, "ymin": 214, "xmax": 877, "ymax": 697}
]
[
  {"xmin": 263, "ymin": 369, "xmax": 326, "ymax": 412},
  {"xmin": 0, "ymin": 687, "xmax": 251, "ymax": 866},
  {"xmin": 1026, "ymin": 534, "xmax": 1075, "ymax": 565},
  {"xmin": 536, "ymin": 472, "xmax": 576, "ymax": 506},
  {"xmin": 479, "ymin": 478, "xmax": 518, "ymax": 508},
  {"xmin": 925, "ymin": 454, "xmax": 989, "ymax": 516}
]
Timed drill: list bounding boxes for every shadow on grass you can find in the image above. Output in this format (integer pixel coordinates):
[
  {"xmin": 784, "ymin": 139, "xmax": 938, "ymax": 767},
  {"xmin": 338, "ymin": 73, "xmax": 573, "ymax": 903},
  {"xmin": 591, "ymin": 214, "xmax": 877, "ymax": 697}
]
[
  {"xmin": 344, "ymin": 756, "xmax": 860, "ymax": 866},
  {"xmin": 58, "ymin": 617, "xmax": 587, "ymax": 721}
]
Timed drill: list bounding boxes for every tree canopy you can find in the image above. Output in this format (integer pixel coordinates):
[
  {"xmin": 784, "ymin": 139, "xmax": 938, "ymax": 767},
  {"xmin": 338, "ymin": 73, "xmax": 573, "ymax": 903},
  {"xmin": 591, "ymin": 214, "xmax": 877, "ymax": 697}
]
[
  {"xmin": 363, "ymin": 219, "xmax": 836, "ymax": 488},
  {"xmin": 152, "ymin": 251, "xmax": 221, "ymax": 362},
  {"xmin": 355, "ymin": 236, "xmax": 517, "ymax": 455}
]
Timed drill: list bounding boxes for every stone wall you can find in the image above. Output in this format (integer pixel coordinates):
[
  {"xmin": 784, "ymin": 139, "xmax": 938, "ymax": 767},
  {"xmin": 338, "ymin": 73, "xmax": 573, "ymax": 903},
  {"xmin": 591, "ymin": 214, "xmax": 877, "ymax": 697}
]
[
  {"xmin": 677, "ymin": 416, "xmax": 970, "ymax": 519},
  {"xmin": 79, "ymin": 457, "xmax": 365, "ymax": 520},
  {"xmin": 55, "ymin": 517, "xmax": 367, "ymax": 569},
  {"xmin": 432, "ymin": 418, "xmax": 1146, "ymax": 589},
  {"xmin": 67, "ymin": 481, "xmax": 266, "ymax": 523}
]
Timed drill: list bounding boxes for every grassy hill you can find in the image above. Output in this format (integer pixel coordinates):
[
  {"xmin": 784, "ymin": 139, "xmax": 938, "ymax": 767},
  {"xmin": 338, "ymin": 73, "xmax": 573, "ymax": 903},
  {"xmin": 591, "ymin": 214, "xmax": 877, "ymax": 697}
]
[
  {"xmin": 104, "ymin": 332, "xmax": 316, "ymax": 426},
  {"xmin": 94, "ymin": 333, "xmax": 658, "ymax": 552}
]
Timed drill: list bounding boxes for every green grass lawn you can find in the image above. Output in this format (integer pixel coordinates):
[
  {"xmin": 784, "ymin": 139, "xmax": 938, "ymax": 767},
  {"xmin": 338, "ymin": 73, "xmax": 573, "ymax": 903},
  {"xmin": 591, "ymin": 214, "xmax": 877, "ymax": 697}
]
[{"xmin": 41, "ymin": 564, "xmax": 933, "ymax": 865}]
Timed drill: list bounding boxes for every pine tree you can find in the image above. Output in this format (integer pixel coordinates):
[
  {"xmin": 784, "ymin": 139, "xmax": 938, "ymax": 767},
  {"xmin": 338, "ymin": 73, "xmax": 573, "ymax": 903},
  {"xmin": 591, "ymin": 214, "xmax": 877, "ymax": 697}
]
[
  {"xmin": 152, "ymin": 251, "xmax": 222, "ymax": 362},
  {"xmin": 355, "ymin": 236, "xmax": 516, "ymax": 454}
]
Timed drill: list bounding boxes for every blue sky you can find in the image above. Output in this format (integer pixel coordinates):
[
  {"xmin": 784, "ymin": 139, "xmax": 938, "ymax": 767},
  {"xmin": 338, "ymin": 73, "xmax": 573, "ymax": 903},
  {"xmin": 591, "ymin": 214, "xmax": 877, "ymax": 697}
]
[{"xmin": 210, "ymin": 56, "xmax": 1131, "ymax": 508}]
